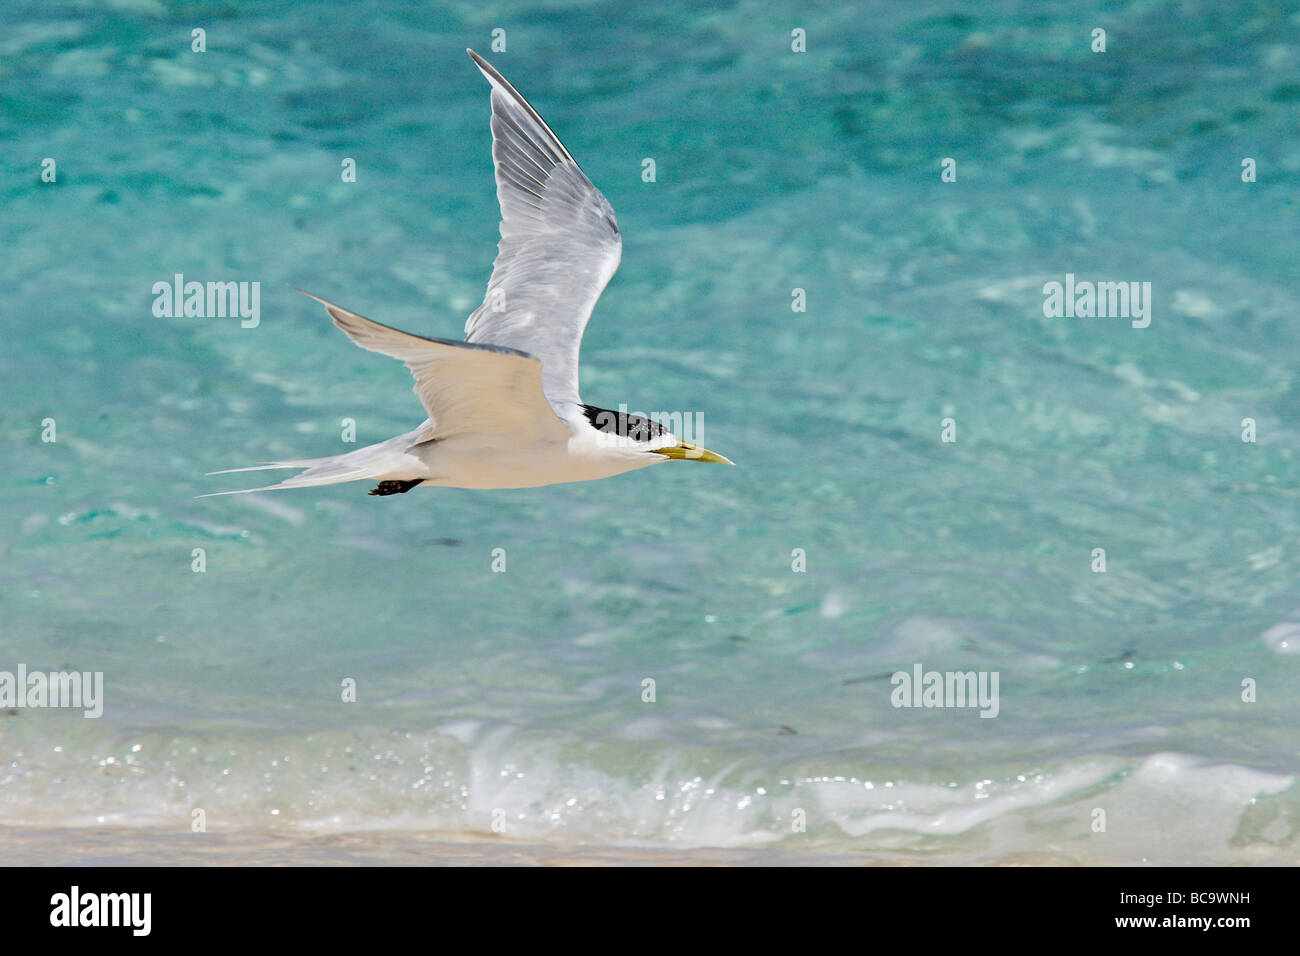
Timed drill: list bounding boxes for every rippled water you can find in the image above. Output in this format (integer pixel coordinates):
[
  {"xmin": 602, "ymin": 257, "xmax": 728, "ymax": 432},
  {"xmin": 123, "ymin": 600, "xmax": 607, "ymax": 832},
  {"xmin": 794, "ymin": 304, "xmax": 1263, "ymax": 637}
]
[{"xmin": 2, "ymin": 0, "xmax": 1299, "ymax": 863}]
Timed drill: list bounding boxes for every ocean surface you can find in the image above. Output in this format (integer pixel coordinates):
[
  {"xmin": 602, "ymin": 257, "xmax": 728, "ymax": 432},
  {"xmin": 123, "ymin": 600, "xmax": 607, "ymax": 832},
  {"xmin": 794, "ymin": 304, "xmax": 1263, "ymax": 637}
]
[{"xmin": 2, "ymin": 0, "xmax": 1299, "ymax": 864}]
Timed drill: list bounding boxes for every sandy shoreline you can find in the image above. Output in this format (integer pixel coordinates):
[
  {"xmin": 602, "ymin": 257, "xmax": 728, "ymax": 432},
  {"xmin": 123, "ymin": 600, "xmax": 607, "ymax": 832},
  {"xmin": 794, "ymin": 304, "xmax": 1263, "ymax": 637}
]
[{"xmin": 0, "ymin": 826, "xmax": 1093, "ymax": 866}]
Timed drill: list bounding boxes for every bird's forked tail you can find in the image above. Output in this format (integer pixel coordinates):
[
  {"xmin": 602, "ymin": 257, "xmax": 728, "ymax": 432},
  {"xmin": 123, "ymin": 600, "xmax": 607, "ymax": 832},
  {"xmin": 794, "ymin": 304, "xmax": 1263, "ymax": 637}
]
[{"xmin": 199, "ymin": 431, "xmax": 424, "ymax": 497}]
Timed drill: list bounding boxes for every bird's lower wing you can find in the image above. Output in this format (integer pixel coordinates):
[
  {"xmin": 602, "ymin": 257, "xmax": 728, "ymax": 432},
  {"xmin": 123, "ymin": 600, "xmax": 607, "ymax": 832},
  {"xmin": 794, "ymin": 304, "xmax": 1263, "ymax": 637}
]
[{"xmin": 299, "ymin": 289, "xmax": 570, "ymax": 442}]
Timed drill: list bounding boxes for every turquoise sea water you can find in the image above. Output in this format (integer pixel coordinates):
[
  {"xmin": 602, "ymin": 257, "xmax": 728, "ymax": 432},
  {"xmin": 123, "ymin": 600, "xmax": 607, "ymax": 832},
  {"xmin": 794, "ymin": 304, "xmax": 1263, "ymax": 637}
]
[{"xmin": 2, "ymin": 0, "xmax": 1299, "ymax": 863}]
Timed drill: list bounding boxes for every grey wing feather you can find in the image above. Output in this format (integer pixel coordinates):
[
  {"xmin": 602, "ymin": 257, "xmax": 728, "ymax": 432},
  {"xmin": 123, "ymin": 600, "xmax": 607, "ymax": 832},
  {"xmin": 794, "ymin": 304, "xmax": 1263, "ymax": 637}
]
[{"xmin": 464, "ymin": 50, "xmax": 622, "ymax": 425}]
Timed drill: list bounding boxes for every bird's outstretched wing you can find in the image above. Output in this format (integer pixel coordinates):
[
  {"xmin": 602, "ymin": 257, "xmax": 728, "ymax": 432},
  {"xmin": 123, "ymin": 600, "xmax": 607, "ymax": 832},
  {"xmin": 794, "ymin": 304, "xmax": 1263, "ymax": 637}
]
[
  {"xmin": 464, "ymin": 49, "xmax": 622, "ymax": 426},
  {"xmin": 300, "ymin": 289, "xmax": 570, "ymax": 442}
]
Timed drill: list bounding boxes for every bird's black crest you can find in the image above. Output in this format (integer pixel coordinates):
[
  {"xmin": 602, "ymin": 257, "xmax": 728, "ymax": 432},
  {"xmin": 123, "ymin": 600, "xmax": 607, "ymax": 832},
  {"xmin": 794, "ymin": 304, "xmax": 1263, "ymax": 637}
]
[{"xmin": 582, "ymin": 405, "xmax": 669, "ymax": 442}]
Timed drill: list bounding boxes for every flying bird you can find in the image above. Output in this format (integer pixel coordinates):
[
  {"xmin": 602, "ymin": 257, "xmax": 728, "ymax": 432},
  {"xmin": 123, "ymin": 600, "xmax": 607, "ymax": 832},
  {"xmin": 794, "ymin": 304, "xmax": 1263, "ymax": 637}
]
[{"xmin": 206, "ymin": 49, "xmax": 732, "ymax": 498}]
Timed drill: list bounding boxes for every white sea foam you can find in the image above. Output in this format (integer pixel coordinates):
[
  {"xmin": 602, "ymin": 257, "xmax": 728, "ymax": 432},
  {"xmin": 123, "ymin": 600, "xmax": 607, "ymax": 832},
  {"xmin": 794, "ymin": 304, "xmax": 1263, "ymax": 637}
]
[{"xmin": 1, "ymin": 717, "xmax": 1294, "ymax": 863}]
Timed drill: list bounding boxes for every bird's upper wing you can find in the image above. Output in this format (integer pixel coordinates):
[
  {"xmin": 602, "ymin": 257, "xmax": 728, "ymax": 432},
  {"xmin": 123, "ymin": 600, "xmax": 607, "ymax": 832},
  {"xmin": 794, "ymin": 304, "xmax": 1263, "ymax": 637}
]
[
  {"xmin": 301, "ymin": 290, "xmax": 571, "ymax": 442},
  {"xmin": 463, "ymin": 49, "xmax": 622, "ymax": 426}
]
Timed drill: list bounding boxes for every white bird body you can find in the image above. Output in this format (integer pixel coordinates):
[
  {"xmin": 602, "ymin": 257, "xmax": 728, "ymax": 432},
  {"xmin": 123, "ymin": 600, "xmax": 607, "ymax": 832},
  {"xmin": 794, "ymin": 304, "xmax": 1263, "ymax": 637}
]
[
  {"xmin": 355, "ymin": 422, "xmax": 667, "ymax": 490},
  {"xmin": 419, "ymin": 429, "xmax": 665, "ymax": 490},
  {"xmin": 205, "ymin": 50, "xmax": 730, "ymax": 499}
]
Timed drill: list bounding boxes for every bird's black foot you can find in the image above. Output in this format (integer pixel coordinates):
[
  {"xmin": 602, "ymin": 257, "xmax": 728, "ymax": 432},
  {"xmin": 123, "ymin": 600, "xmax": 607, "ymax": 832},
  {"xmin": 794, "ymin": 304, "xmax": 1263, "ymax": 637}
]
[{"xmin": 369, "ymin": 479, "xmax": 424, "ymax": 496}]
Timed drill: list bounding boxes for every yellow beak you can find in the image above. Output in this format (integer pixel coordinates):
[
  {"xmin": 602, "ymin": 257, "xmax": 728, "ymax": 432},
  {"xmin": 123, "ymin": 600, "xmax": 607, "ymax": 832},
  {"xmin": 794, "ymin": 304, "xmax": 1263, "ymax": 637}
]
[{"xmin": 654, "ymin": 441, "xmax": 735, "ymax": 465}]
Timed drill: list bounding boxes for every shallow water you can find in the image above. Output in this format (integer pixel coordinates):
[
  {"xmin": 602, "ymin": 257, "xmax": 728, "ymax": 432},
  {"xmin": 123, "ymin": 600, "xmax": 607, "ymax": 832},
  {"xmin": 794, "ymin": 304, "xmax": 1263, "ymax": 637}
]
[{"xmin": 2, "ymin": 0, "xmax": 1299, "ymax": 863}]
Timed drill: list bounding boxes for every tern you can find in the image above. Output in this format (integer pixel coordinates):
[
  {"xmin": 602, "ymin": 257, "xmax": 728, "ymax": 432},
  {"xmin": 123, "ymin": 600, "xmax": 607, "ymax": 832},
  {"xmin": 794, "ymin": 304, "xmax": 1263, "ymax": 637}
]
[{"xmin": 206, "ymin": 49, "xmax": 732, "ymax": 498}]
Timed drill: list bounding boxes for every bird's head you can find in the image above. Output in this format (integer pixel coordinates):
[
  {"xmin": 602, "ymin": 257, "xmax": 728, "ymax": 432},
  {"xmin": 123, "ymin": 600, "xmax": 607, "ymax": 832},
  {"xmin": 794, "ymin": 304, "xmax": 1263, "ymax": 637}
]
[{"xmin": 581, "ymin": 405, "xmax": 734, "ymax": 466}]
